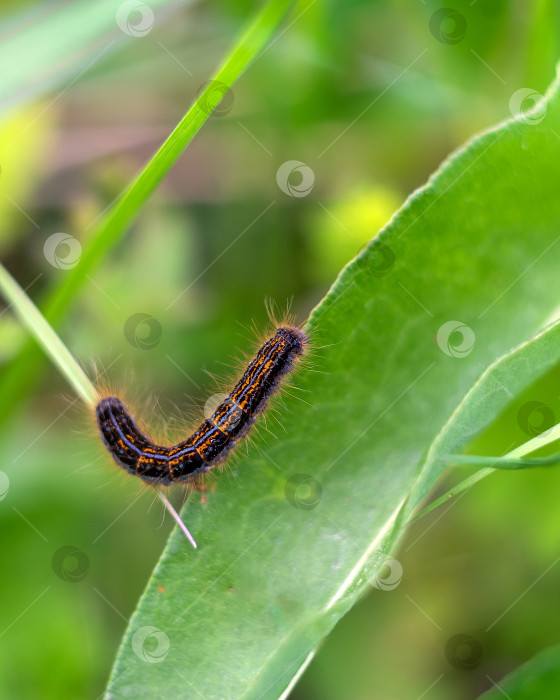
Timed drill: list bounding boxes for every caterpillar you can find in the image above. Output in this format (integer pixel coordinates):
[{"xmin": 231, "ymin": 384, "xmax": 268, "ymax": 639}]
[{"xmin": 96, "ymin": 326, "xmax": 309, "ymax": 486}]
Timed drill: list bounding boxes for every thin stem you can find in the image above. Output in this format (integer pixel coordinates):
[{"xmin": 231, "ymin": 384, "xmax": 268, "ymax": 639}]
[{"xmin": 158, "ymin": 490, "xmax": 197, "ymax": 549}]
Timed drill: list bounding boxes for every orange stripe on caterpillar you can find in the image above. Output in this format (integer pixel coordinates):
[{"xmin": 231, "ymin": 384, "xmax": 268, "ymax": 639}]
[{"xmin": 96, "ymin": 326, "xmax": 308, "ymax": 485}]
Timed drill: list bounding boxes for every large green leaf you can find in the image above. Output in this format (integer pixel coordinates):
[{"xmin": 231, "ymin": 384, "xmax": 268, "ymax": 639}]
[
  {"xmin": 478, "ymin": 645, "xmax": 560, "ymax": 700},
  {"xmin": 106, "ymin": 73, "xmax": 560, "ymax": 697}
]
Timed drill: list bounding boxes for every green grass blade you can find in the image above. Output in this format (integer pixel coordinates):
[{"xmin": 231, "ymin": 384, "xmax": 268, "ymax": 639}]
[
  {"xmin": 43, "ymin": 0, "xmax": 295, "ymax": 321},
  {"xmin": 410, "ymin": 318, "xmax": 560, "ymax": 522},
  {"xmin": 413, "ymin": 437, "xmax": 560, "ymax": 523},
  {"xmin": 0, "ymin": 0, "xmax": 295, "ymax": 423},
  {"xmin": 448, "ymin": 452, "xmax": 560, "ymax": 468},
  {"xmin": 478, "ymin": 644, "xmax": 560, "ymax": 700},
  {"xmin": 0, "ymin": 0, "xmax": 185, "ymax": 113},
  {"xmin": 0, "ymin": 263, "xmax": 96, "ymax": 406},
  {"xmin": 411, "ymin": 467, "xmax": 495, "ymax": 521}
]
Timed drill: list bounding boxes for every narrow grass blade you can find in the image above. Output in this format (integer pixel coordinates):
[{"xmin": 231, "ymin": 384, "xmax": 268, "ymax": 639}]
[
  {"xmin": 413, "ymin": 426, "xmax": 560, "ymax": 521},
  {"xmin": 0, "ymin": 0, "xmax": 295, "ymax": 424},
  {"xmin": 448, "ymin": 452, "xmax": 560, "ymax": 469},
  {"xmin": 0, "ymin": 263, "xmax": 96, "ymax": 406}
]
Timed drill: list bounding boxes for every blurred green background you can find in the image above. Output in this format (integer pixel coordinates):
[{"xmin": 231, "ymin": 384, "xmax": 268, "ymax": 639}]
[{"xmin": 1, "ymin": 0, "xmax": 560, "ymax": 698}]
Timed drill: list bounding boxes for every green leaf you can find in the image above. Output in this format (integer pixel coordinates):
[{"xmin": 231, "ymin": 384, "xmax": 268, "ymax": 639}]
[
  {"xmin": 0, "ymin": 0, "xmax": 295, "ymax": 424},
  {"xmin": 478, "ymin": 645, "xmax": 560, "ymax": 700},
  {"xmin": 106, "ymin": 73, "xmax": 560, "ymax": 697}
]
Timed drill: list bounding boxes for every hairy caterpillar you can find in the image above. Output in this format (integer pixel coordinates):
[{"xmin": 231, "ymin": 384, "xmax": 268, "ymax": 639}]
[{"xmin": 96, "ymin": 326, "xmax": 309, "ymax": 485}]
